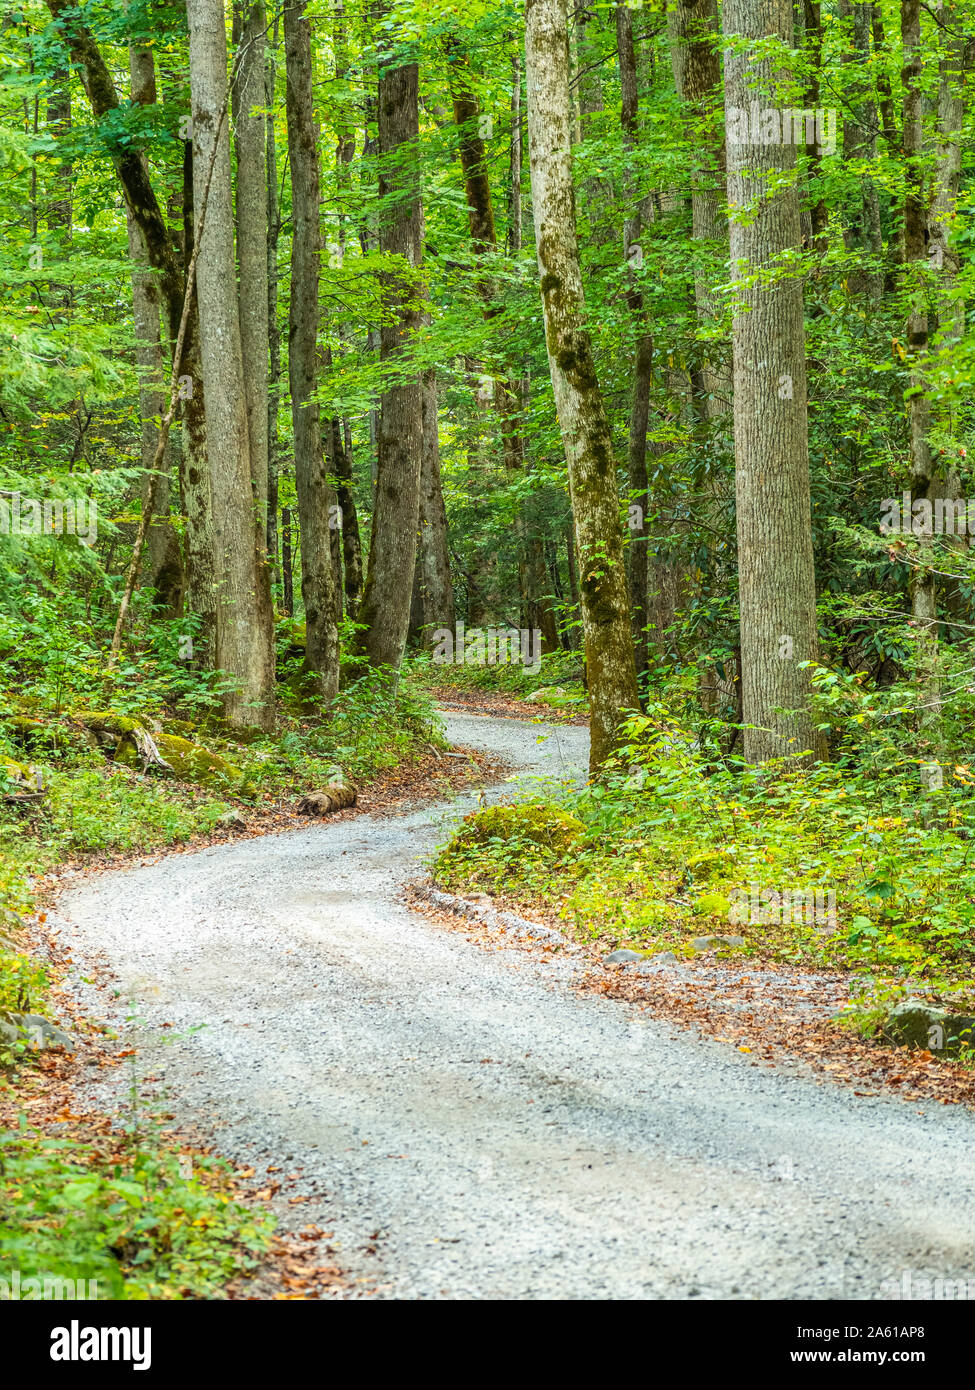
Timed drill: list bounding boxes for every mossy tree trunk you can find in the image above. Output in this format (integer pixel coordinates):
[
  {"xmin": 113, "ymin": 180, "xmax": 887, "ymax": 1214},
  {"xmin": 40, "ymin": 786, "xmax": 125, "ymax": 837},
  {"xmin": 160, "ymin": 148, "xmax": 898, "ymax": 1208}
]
[{"xmin": 525, "ymin": 0, "xmax": 640, "ymax": 773}]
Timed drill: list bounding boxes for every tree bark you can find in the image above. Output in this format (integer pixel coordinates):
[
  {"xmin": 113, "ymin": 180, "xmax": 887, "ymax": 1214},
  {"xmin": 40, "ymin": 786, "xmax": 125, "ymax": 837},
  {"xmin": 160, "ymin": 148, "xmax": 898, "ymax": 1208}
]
[
  {"xmin": 283, "ymin": 0, "xmax": 340, "ymax": 697},
  {"xmin": 526, "ymin": 0, "xmax": 640, "ymax": 771},
  {"xmin": 187, "ymin": 0, "xmax": 275, "ymax": 729},
  {"xmin": 355, "ymin": 32, "xmax": 423, "ymax": 671},
  {"xmin": 616, "ymin": 5, "xmax": 651, "ymax": 690},
  {"xmin": 415, "ymin": 367, "xmax": 455, "ymax": 638},
  {"xmin": 126, "ymin": 45, "xmax": 183, "ymax": 615},
  {"xmin": 232, "ymin": 0, "xmax": 270, "ymax": 529},
  {"xmin": 329, "ymin": 415, "xmax": 364, "ymax": 617},
  {"xmin": 723, "ymin": 0, "xmax": 826, "ymax": 764},
  {"xmin": 266, "ymin": 15, "xmax": 281, "ymax": 578},
  {"xmin": 178, "ymin": 137, "xmax": 217, "ymax": 656}
]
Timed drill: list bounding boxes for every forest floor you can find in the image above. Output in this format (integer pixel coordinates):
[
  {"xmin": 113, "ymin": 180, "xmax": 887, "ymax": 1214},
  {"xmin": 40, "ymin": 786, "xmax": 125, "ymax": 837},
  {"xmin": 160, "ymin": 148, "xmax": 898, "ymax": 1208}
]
[{"xmin": 35, "ymin": 710, "xmax": 975, "ymax": 1299}]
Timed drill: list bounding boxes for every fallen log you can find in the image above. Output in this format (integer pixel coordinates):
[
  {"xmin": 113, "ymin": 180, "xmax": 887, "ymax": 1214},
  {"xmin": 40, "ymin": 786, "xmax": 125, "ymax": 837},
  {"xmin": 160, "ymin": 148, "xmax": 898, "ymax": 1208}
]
[{"xmin": 297, "ymin": 784, "xmax": 357, "ymax": 816}]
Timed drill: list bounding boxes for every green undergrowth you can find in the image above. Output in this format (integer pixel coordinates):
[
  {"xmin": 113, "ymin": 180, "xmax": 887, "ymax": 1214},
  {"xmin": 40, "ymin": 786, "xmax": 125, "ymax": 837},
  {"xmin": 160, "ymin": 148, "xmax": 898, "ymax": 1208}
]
[
  {"xmin": 0, "ymin": 1115, "xmax": 273, "ymax": 1299},
  {"xmin": 434, "ymin": 705, "xmax": 975, "ymax": 1022},
  {"xmin": 0, "ymin": 620, "xmax": 443, "ymax": 1296}
]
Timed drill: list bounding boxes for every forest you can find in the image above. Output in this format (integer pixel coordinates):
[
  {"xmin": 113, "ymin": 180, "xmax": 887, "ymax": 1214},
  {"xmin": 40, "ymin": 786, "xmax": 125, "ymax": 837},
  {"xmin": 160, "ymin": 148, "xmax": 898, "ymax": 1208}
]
[{"xmin": 1, "ymin": 0, "xmax": 975, "ymax": 1311}]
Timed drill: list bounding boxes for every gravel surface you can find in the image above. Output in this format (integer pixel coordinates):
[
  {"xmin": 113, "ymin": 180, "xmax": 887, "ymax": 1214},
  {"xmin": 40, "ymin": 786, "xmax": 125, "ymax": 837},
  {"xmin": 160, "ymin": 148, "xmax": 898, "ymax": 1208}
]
[{"xmin": 56, "ymin": 712, "xmax": 975, "ymax": 1300}]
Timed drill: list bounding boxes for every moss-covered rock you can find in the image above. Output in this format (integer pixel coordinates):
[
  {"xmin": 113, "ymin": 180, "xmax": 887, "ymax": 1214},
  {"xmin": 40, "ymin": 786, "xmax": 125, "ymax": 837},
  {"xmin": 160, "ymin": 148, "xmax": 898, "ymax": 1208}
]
[
  {"xmin": 73, "ymin": 712, "xmax": 146, "ymax": 733},
  {"xmin": 522, "ymin": 685, "xmax": 586, "ymax": 710},
  {"xmin": 449, "ymin": 802, "xmax": 585, "ymax": 855},
  {"xmin": 116, "ymin": 733, "xmax": 255, "ymax": 798},
  {"xmin": 0, "ymin": 756, "xmax": 35, "ymax": 787},
  {"xmin": 163, "ymin": 718, "xmax": 198, "ymax": 740}
]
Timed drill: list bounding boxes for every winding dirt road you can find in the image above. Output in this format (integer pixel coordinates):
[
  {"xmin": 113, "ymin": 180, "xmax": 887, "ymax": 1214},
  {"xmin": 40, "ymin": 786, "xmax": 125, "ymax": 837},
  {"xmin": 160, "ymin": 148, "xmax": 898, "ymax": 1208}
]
[{"xmin": 56, "ymin": 712, "xmax": 975, "ymax": 1300}]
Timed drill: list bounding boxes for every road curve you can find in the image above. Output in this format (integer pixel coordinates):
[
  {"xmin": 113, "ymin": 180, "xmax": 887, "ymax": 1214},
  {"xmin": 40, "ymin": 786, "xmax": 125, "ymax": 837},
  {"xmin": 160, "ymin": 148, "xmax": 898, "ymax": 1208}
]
[{"xmin": 56, "ymin": 711, "xmax": 975, "ymax": 1300}]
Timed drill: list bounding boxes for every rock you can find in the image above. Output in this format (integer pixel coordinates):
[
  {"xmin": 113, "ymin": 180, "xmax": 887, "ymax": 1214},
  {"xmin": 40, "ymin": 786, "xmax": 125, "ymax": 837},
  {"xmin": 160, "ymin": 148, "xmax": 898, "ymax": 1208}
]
[
  {"xmin": 119, "ymin": 731, "xmax": 255, "ymax": 796},
  {"xmin": 523, "ymin": 686, "xmax": 568, "ymax": 705},
  {"xmin": 298, "ymin": 783, "xmax": 357, "ymax": 816},
  {"xmin": 604, "ymin": 949, "xmax": 643, "ymax": 964},
  {"xmin": 216, "ymin": 809, "xmax": 247, "ymax": 832},
  {"xmin": 689, "ymin": 934, "xmax": 745, "ymax": 952},
  {"xmin": 631, "ymin": 951, "xmax": 678, "ymax": 972},
  {"xmin": 884, "ymin": 999, "xmax": 975, "ymax": 1055},
  {"xmin": 1, "ymin": 756, "xmax": 38, "ymax": 788},
  {"xmin": 0, "ymin": 1012, "xmax": 74, "ymax": 1052}
]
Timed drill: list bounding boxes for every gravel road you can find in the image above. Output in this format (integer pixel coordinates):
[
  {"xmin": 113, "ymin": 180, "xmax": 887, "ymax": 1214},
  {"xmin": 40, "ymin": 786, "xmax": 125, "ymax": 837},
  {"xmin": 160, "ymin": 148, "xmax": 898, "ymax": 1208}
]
[{"xmin": 57, "ymin": 712, "xmax": 975, "ymax": 1300}]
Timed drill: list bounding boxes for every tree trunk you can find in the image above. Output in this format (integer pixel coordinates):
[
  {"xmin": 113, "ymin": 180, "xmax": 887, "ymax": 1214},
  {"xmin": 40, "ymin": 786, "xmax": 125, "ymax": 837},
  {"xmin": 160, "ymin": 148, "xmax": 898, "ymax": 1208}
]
[
  {"xmin": 232, "ymin": 0, "xmax": 270, "ymax": 529},
  {"xmin": 526, "ymin": 0, "xmax": 640, "ymax": 771},
  {"xmin": 179, "ymin": 137, "xmax": 217, "ymax": 657},
  {"xmin": 330, "ymin": 0, "xmax": 363, "ymax": 620},
  {"xmin": 356, "ymin": 33, "xmax": 423, "ymax": 671},
  {"xmin": 283, "ymin": 0, "xmax": 340, "ymax": 698},
  {"xmin": 187, "ymin": 0, "xmax": 275, "ymax": 729},
  {"xmin": 330, "ymin": 415, "xmax": 364, "ymax": 617},
  {"xmin": 281, "ymin": 506, "xmax": 294, "ymax": 616},
  {"xmin": 722, "ymin": 0, "xmax": 826, "ymax": 764},
  {"xmin": 126, "ymin": 46, "xmax": 184, "ymax": 615},
  {"xmin": 415, "ymin": 367, "xmax": 455, "ymax": 638},
  {"xmin": 616, "ymin": 5, "xmax": 652, "ymax": 690},
  {"xmin": 265, "ymin": 16, "xmax": 281, "ymax": 580}
]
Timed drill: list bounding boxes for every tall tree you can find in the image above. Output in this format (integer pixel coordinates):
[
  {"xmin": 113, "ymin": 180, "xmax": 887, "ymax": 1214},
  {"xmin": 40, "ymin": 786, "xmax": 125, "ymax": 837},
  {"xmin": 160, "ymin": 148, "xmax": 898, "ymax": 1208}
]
[
  {"xmin": 265, "ymin": 15, "xmax": 281, "ymax": 578},
  {"xmin": 525, "ymin": 0, "xmax": 640, "ymax": 772},
  {"xmin": 232, "ymin": 0, "xmax": 270, "ymax": 527},
  {"xmin": 414, "ymin": 367, "xmax": 455, "ymax": 637},
  {"xmin": 126, "ymin": 45, "xmax": 183, "ymax": 615},
  {"xmin": 616, "ymin": 4, "xmax": 652, "ymax": 689},
  {"xmin": 283, "ymin": 0, "xmax": 340, "ymax": 697},
  {"xmin": 356, "ymin": 25, "xmax": 423, "ymax": 671},
  {"xmin": 722, "ymin": 0, "xmax": 826, "ymax": 763},
  {"xmin": 187, "ymin": 0, "xmax": 275, "ymax": 729}
]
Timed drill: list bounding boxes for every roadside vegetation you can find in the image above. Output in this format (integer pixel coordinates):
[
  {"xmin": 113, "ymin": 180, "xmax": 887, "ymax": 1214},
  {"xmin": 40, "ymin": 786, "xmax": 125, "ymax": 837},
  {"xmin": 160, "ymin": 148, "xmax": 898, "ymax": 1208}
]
[
  {"xmin": 0, "ymin": 594, "xmax": 443, "ymax": 1299},
  {"xmin": 435, "ymin": 664, "xmax": 975, "ymax": 1050}
]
